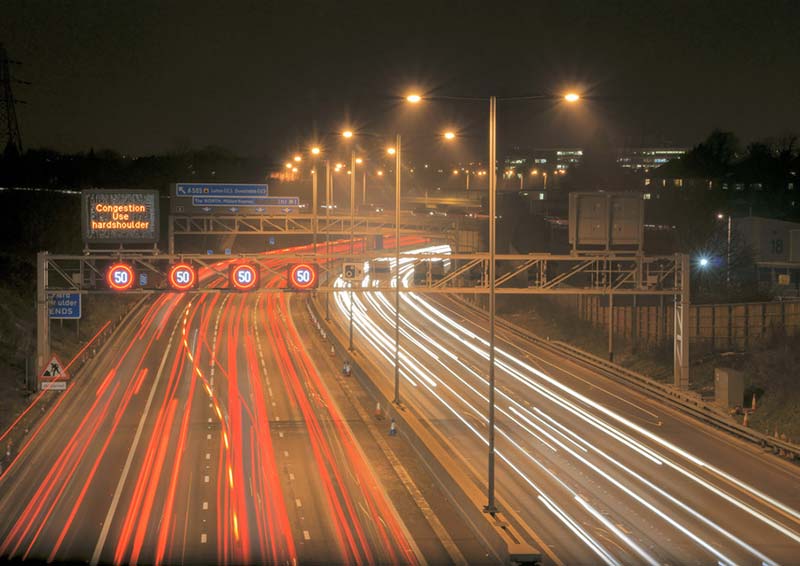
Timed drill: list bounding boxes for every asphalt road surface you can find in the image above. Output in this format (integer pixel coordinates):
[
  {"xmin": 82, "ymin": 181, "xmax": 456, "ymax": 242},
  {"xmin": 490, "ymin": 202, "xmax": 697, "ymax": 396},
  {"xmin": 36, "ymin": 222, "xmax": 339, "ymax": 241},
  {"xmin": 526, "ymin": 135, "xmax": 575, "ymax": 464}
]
[{"xmin": 329, "ymin": 243, "xmax": 800, "ymax": 566}]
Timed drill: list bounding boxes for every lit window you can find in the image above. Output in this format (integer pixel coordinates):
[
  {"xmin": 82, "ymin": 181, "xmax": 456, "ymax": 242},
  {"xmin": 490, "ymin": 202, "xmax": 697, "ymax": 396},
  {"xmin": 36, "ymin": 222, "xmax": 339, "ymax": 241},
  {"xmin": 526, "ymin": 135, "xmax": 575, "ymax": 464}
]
[
  {"xmin": 644, "ymin": 178, "xmax": 651, "ymax": 186},
  {"xmin": 643, "ymin": 193, "xmax": 651, "ymax": 200}
]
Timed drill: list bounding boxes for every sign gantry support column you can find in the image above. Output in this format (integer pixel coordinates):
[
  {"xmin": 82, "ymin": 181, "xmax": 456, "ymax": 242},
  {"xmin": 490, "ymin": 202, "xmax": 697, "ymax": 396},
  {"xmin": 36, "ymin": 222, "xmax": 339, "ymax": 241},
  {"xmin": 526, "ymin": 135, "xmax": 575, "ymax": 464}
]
[
  {"xmin": 674, "ymin": 253, "xmax": 690, "ymax": 390},
  {"xmin": 36, "ymin": 251, "xmax": 50, "ymax": 391}
]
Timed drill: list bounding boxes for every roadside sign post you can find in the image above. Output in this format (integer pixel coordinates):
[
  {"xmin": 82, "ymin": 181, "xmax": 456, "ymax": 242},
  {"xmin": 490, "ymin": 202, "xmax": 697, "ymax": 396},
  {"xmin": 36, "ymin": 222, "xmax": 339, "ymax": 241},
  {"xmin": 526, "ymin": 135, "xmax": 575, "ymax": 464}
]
[{"xmin": 38, "ymin": 353, "xmax": 70, "ymax": 391}]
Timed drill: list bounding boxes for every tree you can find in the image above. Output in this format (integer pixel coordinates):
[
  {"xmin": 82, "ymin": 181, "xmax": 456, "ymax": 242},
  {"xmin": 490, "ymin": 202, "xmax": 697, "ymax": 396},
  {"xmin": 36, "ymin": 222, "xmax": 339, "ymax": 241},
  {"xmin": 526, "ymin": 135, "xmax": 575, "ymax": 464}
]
[{"xmin": 682, "ymin": 129, "xmax": 739, "ymax": 179}]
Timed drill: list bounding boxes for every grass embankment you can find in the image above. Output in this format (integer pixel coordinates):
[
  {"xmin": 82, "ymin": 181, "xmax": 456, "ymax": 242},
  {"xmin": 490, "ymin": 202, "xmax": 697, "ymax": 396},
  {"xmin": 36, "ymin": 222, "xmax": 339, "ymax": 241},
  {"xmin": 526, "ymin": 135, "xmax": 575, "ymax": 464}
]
[
  {"xmin": 496, "ymin": 295, "xmax": 800, "ymax": 444},
  {"xmin": 0, "ymin": 290, "xmax": 139, "ymax": 437}
]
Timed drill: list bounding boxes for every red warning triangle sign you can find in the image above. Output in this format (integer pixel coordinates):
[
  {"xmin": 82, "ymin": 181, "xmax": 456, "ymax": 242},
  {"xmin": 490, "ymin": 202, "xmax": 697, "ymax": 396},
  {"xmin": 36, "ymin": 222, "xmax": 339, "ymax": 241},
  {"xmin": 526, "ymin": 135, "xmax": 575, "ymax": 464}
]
[{"xmin": 39, "ymin": 354, "xmax": 70, "ymax": 381}]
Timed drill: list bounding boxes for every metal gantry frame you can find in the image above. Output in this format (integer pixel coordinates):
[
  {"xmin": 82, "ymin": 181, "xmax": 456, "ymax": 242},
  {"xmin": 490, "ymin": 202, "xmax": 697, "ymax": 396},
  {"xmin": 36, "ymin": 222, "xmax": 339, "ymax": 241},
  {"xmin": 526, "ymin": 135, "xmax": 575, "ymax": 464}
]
[
  {"xmin": 36, "ymin": 246, "xmax": 690, "ymax": 389},
  {"xmin": 166, "ymin": 212, "xmax": 453, "ymax": 254}
]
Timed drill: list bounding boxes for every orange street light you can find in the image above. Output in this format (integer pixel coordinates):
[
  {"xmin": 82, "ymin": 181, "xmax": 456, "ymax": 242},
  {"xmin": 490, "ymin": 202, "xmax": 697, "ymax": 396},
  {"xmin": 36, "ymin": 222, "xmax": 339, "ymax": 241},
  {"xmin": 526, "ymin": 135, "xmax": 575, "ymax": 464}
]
[
  {"xmin": 292, "ymin": 167, "xmax": 298, "ymax": 173},
  {"xmin": 406, "ymin": 94, "xmax": 422, "ymax": 103},
  {"xmin": 377, "ymin": 170, "xmax": 384, "ymax": 176},
  {"xmin": 443, "ymin": 131, "xmax": 456, "ymax": 140},
  {"xmin": 285, "ymin": 162, "xmax": 292, "ymax": 169},
  {"xmin": 342, "ymin": 130, "xmax": 354, "ymax": 138},
  {"xmin": 311, "ymin": 146, "xmax": 321, "ymax": 155},
  {"xmin": 355, "ymin": 157, "xmax": 363, "ymax": 164},
  {"xmin": 386, "ymin": 147, "xmax": 396, "ymax": 155},
  {"xmin": 564, "ymin": 92, "xmax": 580, "ymax": 103},
  {"xmin": 530, "ymin": 169, "xmax": 538, "ymax": 175}
]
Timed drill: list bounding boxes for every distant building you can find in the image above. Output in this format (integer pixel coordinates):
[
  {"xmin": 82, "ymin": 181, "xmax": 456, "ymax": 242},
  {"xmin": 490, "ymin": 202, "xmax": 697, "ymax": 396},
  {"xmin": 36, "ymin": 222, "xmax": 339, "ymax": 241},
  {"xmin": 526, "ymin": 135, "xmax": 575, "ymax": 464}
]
[
  {"xmin": 505, "ymin": 146, "xmax": 686, "ymax": 173},
  {"xmin": 616, "ymin": 147, "xmax": 687, "ymax": 171}
]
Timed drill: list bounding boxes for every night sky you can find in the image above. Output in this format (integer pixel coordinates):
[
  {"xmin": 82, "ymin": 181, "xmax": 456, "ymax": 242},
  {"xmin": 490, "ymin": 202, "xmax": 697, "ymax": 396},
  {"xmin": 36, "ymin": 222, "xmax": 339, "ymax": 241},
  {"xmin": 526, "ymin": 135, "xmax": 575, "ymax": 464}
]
[{"xmin": 3, "ymin": 0, "xmax": 799, "ymax": 160}]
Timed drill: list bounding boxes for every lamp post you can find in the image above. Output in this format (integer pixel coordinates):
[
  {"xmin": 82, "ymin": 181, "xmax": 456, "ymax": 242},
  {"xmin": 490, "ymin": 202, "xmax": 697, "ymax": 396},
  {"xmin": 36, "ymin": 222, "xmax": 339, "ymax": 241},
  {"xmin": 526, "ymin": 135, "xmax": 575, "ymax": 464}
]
[
  {"xmin": 407, "ymin": 90, "xmax": 580, "ymax": 514},
  {"xmin": 325, "ymin": 159, "xmax": 332, "ymax": 321},
  {"xmin": 487, "ymin": 95, "xmax": 497, "ymax": 513},
  {"xmin": 348, "ymin": 149, "xmax": 357, "ymax": 351},
  {"xmin": 311, "ymin": 146, "xmax": 321, "ymax": 252},
  {"xmin": 393, "ymin": 135, "xmax": 402, "ymax": 405}
]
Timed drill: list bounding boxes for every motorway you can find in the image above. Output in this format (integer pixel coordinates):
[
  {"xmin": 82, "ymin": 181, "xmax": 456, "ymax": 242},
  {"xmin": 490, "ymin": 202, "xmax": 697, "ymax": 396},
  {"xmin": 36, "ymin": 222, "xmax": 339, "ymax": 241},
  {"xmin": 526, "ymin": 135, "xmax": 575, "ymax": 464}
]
[
  {"xmin": 0, "ymin": 243, "xmax": 464, "ymax": 565},
  {"xmin": 330, "ymin": 244, "xmax": 800, "ymax": 565}
]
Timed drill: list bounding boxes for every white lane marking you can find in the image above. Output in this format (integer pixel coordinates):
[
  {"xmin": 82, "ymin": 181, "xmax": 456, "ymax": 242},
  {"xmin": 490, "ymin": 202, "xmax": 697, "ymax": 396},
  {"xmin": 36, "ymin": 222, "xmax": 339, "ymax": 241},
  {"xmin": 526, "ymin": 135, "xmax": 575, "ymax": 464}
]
[
  {"xmin": 278, "ymin": 432, "xmax": 284, "ymax": 438},
  {"xmin": 203, "ymin": 501, "xmax": 208, "ymax": 510},
  {"xmin": 289, "ymin": 472, "xmax": 295, "ymax": 481},
  {"xmin": 91, "ymin": 309, "xmax": 183, "ymax": 566},
  {"xmin": 204, "ymin": 475, "xmax": 210, "ymax": 483},
  {"xmin": 208, "ymin": 417, "xmax": 212, "ymax": 423},
  {"xmin": 272, "ymin": 401, "xmax": 277, "ymax": 407},
  {"xmin": 283, "ymin": 450, "xmax": 289, "ymax": 457},
  {"xmin": 275, "ymin": 416, "xmax": 280, "ymax": 421},
  {"xmin": 268, "ymin": 387, "xmax": 273, "ymax": 397},
  {"xmin": 303, "ymin": 530, "xmax": 311, "ymax": 540},
  {"xmin": 295, "ymin": 498, "xmax": 302, "ymax": 508},
  {"xmin": 205, "ymin": 453, "xmax": 210, "ymax": 460},
  {"xmin": 201, "ymin": 533, "xmax": 207, "ymax": 544},
  {"xmin": 207, "ymin": 433, "xmax": 212, "ymax": 440}
]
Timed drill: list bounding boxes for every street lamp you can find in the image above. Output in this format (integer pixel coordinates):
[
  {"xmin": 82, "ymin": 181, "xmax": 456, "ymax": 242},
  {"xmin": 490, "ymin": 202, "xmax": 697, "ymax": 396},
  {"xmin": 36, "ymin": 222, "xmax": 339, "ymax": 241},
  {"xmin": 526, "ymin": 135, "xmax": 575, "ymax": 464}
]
[{"xmin": 409, "ymin": 90, "xmax": 581, "ymax": 514}]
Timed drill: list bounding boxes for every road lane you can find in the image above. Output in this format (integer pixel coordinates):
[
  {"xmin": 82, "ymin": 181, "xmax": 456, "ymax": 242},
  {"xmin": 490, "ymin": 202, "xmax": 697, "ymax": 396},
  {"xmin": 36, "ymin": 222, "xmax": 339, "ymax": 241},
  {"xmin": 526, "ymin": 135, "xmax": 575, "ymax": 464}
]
[
  {"xmin": 329, "ymin": 244, "xmax": 800, "ymax": 565},
  {"xmin": 0, "ymin": 240, "xmax": 460, "ymax": 565}
]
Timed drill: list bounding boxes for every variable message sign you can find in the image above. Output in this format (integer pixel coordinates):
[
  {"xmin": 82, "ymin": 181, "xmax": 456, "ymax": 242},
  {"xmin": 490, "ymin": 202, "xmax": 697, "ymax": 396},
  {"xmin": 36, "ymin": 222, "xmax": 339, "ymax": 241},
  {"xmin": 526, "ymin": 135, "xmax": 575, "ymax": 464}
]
[
  {"xmin": 107, "ymin": 262, "xmax": 136, "ymax": 291},
  {"xmin": 229, "ymin": 264, "xmax": 259, "ymax": 291},
  {"xmin": 82, "ymin": 190, "xmax": 160, "ymax": 244},
  {"xmin": 288, "ymin": 263, "xmax": 318, "ymax": 290},
  {"xmin": 168, "ymin": 263, "xmax": 198, "ymax": 291}
]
